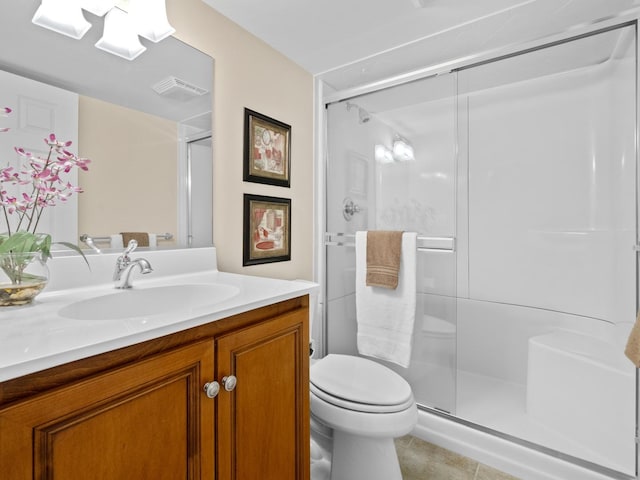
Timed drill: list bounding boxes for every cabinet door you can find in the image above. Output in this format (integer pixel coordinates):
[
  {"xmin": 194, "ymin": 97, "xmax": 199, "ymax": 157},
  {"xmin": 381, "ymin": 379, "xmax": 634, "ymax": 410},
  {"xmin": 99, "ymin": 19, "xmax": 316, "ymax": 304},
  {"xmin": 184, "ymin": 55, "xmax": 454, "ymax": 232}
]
[
  {"xmin": 0, "ymin": 341, "xmax": 214, "ymax": 480},
  {"xmin": 216, "ymin": 309, "xmax": 310, "ymax": 480}
]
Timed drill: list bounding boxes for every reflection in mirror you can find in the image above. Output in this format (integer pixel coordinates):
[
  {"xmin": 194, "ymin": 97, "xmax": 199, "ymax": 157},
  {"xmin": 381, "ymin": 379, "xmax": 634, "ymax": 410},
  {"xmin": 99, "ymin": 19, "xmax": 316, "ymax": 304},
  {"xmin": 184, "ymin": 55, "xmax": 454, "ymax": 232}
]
[
  {"xmin": 0, "ymin": 1, "xmax": 214, "ymax": 253},
  {"xmin": 185, "ymin": 134, "xmax": 214, "ymax": 248}
]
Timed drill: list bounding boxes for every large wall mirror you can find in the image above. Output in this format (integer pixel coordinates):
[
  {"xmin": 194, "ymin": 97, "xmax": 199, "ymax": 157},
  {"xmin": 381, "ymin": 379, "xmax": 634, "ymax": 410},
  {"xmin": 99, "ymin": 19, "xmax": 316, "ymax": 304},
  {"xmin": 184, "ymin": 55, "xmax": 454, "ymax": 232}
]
[{"xmin": 0, "ymin": 1, "xmax": 214, "ymax": 252}]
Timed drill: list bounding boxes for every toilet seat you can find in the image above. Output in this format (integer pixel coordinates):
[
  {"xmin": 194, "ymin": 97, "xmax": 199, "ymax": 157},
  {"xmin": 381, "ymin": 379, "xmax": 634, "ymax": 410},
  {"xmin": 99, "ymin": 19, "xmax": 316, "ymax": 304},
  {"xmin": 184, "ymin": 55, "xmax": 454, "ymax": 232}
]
[
  {"xmin": 310, "ymin": 354, "xmax": 413, "ymax": 413},
  {"xmin": 310, "ymin": 383, "xmax": 414, "ymax": 413}
]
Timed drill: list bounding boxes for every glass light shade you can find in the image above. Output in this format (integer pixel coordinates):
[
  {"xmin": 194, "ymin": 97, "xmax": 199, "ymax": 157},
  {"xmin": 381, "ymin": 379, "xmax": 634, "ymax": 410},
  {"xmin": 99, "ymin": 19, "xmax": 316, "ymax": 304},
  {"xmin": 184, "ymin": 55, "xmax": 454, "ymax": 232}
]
[
  {"xmin": 392, "ymin": 139, "xmax": 415, "ymax": 162},
  {"xmin": 32, "ymin": 0, "xmax": 91, "ymax": 40},
  {"xmin": 80, "ymin": 0, "xmax": 116, "ymax": 16},
  {"xmin": 375, "ymin": 144, "xmax": 394, "ymax": 164},
  {"xmin": 95, "ymin": 7, "xmax": 146, "ymax": 61},
  {"xmin": 129, "ymin": 0, "xmax": 175, "ymax": 43}
]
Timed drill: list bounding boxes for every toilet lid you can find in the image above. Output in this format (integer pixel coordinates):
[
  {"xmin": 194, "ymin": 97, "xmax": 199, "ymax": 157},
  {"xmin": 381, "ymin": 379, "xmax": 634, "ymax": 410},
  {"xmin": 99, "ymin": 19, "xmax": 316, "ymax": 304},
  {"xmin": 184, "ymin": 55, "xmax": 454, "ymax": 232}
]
[{"xmin": 310, "ymin": 354, "xmax": 413, "ymax": 408}]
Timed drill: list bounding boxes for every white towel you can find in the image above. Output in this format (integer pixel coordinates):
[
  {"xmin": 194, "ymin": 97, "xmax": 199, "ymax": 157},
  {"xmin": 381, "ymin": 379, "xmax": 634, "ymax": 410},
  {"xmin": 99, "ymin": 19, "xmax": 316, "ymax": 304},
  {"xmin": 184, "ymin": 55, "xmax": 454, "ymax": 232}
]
[
  {"xmin": 355, "ymin": 231, "xmax": 417, "ymax": 368},
  {"xmin": 110, "ymin": 233, "xmax": 157, "ymax": 248}
]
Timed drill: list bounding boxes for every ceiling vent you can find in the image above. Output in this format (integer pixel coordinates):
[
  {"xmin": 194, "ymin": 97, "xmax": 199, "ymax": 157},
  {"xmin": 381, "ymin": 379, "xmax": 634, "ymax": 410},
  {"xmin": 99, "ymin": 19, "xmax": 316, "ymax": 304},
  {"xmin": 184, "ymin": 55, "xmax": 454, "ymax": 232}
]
[{"xmin": 152, "ymin": 76, "xmax": 209, "ymax": 100}]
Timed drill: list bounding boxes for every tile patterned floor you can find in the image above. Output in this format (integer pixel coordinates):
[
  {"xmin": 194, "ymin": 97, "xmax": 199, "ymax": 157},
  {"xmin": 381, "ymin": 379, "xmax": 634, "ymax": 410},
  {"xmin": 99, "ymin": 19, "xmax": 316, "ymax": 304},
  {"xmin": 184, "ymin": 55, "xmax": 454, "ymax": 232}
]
[{"xmin": 395, "ymin": 436, "xmax": 521, "ymax": 480}]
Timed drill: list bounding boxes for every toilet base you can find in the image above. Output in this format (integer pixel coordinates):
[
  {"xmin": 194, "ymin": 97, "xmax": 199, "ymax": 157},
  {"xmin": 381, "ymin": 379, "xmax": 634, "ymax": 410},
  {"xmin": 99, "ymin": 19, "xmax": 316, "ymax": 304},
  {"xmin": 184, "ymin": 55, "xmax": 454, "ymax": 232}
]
[{"xmin": 330, "ymin": 430, "xmax": 402, "ymax": 480}]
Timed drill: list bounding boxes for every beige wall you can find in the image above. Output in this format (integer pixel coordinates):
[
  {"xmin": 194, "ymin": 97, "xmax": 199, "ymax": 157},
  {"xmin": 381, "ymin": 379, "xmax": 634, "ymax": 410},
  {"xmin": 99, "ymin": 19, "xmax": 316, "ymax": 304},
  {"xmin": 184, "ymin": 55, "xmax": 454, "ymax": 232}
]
[
  {"xmin": 167, "ymin": 0, "xmax": 314, "ymax": 280},
  {"xmin": 78, "ymin": 96, "xmax": 178, "ymax": 244}
]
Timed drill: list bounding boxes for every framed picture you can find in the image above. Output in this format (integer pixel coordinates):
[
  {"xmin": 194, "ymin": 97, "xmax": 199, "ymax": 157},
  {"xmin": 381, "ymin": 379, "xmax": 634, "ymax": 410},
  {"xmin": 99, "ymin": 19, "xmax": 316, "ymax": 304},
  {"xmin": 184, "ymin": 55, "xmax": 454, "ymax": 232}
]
[
  {"xmin": 243, "ymin": 108, "xmax": 291, "ymax": 187},
  {"xmin": 243, "ymin": 194, "xmax": 291, "ymax": 266}
]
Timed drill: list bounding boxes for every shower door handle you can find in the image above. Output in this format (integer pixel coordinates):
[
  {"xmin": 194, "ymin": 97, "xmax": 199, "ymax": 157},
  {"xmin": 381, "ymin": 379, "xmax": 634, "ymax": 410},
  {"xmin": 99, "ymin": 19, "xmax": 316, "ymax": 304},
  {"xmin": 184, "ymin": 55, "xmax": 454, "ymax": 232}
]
[{"xmin": 343, "ymin": 198, "xmax": 361, "ymax": 220}]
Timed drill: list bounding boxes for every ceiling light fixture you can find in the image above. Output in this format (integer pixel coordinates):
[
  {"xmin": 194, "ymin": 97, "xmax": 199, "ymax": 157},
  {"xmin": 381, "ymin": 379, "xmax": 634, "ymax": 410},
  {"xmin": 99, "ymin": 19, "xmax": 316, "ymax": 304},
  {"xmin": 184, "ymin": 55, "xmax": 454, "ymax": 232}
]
[
  {"xmin": 95, "ymin": 7, "xmax": 146, "ymax": 61},
  {"xmin": 32, "ymin": 0, "xmax": 91, "ymax": 40},
  {"xmin": 31, "ymin": 0, "xmax": 174, "ymax": 61},
  {"xmin": 129, "ymin": 0, "xmax": 175, "ymax": 43},
  {"xmin": 81, "ymin": 0, "xmax": 116, "ymax": 17}
]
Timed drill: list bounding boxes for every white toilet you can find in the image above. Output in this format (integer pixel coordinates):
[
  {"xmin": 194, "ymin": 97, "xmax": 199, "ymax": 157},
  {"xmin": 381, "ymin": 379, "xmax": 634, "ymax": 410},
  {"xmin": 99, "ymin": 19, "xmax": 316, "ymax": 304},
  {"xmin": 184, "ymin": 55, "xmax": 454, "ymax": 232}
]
[{"xmin": 310, "ymin": 354, "xmax": 418, "ymax": 480}]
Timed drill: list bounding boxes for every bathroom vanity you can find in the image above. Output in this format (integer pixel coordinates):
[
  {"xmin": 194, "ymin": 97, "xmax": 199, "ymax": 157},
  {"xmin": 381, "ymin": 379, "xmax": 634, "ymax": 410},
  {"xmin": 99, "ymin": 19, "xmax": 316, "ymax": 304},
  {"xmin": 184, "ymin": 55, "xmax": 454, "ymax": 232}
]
[{"xmin": 0, "ymin": 247, "xmax": 315, "ymax": 480}]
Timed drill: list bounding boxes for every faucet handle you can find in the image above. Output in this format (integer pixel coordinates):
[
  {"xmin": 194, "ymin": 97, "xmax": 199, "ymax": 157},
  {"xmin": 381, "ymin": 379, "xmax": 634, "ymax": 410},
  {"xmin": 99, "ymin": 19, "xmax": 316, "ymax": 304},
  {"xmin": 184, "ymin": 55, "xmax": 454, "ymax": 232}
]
[
  {"xmin": 123, "ymin": 239, "xmax": 138, "ymax": 256},
  {"xmin": 113, "ymin": 239, "xmax": 138, "ymax": 282}
]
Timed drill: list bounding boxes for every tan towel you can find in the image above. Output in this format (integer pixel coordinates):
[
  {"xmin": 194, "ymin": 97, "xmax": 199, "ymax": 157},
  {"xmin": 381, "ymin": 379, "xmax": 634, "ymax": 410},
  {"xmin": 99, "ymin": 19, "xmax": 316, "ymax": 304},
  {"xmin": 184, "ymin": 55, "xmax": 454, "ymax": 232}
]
[
  {"xmin": 121, "ymin": 232, "xmax": 149, "ymax": 247},
  {"xmin": 366, "ymin": 230, "xmax": 403, "ymax": 289},
  {"xmin": 625, "ymin": 311, "xmax": 640, "ymax": 367}
]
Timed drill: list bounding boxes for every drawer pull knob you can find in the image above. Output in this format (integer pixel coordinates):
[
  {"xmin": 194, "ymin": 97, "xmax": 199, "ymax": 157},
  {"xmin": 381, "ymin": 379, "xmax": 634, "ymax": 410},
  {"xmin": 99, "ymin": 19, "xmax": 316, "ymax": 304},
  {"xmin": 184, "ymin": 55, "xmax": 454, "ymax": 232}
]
[
  {"xmin": 204, "ymin": 381, "xmax": 220, "ymax": 398},
  {"xmin": 222, "ymin": 375, "xmax": 237, "ymax": 392}
]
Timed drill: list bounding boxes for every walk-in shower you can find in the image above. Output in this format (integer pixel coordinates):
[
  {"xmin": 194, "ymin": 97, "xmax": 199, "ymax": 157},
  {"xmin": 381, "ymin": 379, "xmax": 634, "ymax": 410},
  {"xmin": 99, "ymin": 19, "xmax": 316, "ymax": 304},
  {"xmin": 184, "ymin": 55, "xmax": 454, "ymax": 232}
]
[{"xmin": 322, "ymin": 21, "xmax": 637, "ymax": 479}]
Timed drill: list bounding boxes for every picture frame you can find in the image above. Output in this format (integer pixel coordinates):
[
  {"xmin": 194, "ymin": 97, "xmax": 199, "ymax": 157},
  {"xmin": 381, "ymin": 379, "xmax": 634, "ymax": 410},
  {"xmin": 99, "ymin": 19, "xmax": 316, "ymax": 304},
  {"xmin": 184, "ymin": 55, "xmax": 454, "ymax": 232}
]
[
  {"xmin": 243, "ymin": 194, "xmax": 291, "ymax": 266},
  {"xmin": 243, "ymin": 108, "xmax": 291, "ymax": 187}
]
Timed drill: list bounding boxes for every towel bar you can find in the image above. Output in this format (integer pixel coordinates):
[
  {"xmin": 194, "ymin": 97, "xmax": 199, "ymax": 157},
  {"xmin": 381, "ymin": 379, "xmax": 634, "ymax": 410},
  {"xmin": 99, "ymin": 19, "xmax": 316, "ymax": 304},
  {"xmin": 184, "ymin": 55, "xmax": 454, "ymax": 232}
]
[
  {"xmin": 324, "ymin": 232, "xmax": 455, "ymax": 252},
  {"xmin": 81, "ymin": 233, "xmax": 173, "ymax": 243},
  {"xmin": 80, "ymin": 233, "xmax": 174, "ymax": 252}
]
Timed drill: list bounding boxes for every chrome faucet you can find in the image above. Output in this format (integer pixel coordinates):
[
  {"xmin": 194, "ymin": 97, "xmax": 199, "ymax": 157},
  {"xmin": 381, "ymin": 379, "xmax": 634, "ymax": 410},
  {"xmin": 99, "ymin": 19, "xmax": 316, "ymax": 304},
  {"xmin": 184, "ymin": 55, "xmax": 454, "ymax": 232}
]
[{"xmin": 113, "ymin": 240, "xmax": 153, "ymax": 289}]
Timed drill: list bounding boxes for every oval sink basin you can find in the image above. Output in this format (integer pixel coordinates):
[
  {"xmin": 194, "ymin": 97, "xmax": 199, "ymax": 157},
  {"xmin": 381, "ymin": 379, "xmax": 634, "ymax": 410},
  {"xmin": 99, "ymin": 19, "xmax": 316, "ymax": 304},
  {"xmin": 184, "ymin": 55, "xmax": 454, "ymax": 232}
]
[{"xmin": 58, "ymin": 284, "xmax": 240, "ymax": 320}]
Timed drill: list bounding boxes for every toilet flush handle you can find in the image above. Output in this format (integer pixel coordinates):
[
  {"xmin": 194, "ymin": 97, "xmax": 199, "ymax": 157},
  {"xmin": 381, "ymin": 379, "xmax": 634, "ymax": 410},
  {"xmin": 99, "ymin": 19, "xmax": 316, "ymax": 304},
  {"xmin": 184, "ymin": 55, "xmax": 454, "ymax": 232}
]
[{"xmin": 203, "ymin": 381, "xmax": 220, "ymax": 398}]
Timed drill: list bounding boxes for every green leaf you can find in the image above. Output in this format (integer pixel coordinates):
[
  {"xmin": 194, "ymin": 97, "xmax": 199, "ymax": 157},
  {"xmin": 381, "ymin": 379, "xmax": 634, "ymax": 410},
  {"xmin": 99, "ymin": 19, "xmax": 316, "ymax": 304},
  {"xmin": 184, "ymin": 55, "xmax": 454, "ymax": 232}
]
[
  {"xmin": 54, "ymin": 241, "xmax": 90, "ymax": 269},
  {"xmin": 0, "ymin": 231, "xmax": 89, "ymax": 270},
  {"xmin": 0, "ymin": 231, "xmax": 41, "ymax": 254}
]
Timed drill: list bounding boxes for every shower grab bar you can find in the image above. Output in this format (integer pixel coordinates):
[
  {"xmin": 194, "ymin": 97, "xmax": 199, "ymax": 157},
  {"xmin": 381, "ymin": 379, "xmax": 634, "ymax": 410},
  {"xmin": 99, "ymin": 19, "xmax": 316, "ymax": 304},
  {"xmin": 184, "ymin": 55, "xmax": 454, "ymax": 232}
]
[{"xmin": 325, "ymin": 232, "xmax": 455, "ymax": 252}]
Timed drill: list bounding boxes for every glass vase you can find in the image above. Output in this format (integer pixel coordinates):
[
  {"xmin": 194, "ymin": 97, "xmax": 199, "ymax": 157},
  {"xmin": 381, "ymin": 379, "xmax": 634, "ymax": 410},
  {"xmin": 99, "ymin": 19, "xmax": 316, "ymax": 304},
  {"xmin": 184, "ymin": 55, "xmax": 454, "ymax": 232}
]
[{"xmin": 0, "ymin": 252, "xmax": 49, "ymax": 306}]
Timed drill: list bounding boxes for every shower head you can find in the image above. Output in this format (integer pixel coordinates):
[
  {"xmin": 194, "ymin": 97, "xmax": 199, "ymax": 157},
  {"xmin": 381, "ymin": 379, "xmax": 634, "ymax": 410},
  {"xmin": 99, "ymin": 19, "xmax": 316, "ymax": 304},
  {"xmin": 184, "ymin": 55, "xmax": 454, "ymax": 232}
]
[{"xmin": 346, "ymin": 101, "xmax": 371, "ymax": 124}]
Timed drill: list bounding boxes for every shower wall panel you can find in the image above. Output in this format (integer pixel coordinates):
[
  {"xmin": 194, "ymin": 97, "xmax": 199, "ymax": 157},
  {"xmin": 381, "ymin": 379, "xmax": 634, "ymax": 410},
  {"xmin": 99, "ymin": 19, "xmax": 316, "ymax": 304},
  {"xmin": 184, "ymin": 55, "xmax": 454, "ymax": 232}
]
[
  {"xmin": 463, "ymin": 36, "xmax": 635, "ymax": 324},
  {"xmin": 374, "ymin": 99, "xmax": 456, "ymax": 236},
  {"xmin": 454, "ymin": 25, "xmax": 637, "ymax": 475},
  {"xmin": 325, "ymin": 102, "xmax": 377, "ymax": 356}
]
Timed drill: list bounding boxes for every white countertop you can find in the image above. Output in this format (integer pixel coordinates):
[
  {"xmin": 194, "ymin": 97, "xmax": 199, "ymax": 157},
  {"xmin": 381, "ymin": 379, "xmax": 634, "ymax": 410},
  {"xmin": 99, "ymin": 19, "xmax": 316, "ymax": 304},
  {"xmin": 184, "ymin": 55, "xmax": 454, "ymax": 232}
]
[{"xmin": 0, "ymin": 247, "xmax": 318, "ymax": 382}]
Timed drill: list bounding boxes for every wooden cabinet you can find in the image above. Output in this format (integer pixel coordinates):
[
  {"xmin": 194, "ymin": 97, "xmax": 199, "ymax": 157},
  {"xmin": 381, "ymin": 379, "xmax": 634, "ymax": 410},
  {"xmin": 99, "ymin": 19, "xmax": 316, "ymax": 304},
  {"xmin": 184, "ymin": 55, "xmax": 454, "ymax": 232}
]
[
  {"xmin": 216, "ymin": 308, "xmax": 309, "ymax": 480},
  {"xmin": 0, "ymin": 297, "xmax": 309, "ymax": 480},
  {"xmin": 0, "ymin": 341, "xmax": 215, "ymax": 480}
]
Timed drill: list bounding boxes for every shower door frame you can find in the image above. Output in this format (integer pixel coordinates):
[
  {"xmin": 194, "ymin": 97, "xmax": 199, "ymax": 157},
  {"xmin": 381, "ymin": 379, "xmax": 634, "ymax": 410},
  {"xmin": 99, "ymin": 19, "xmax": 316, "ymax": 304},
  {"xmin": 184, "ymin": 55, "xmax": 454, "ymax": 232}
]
[{"xmin": 317, "ymin": 13, "xmax": 640, "ymax": 480}]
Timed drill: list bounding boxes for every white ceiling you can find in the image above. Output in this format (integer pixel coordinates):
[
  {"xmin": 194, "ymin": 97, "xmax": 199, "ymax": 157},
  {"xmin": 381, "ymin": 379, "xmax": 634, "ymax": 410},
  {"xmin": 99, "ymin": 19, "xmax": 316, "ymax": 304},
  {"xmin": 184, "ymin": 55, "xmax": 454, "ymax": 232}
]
[
  {"xmin": 5, "ymin": 1, "xmax": 639, "ymax": 114},
  {"xmin": 202, "ymin": 0, "xmax": 640, "ymax": 90}
]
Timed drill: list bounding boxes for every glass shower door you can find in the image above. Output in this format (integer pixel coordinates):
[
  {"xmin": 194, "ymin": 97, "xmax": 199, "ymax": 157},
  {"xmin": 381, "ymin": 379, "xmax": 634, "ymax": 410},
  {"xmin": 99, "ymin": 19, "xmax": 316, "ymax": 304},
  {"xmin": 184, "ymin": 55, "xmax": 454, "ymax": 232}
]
[
  {"xmin": 455, "ymin": 24, "xmax": 637, "ymax": 475},
  {"xmin": 324, "ymin": 18, "xmax": 637, "ymax": 478},
  {"xmin": 324, "ymin": 72, "xmax": 458, "ymax": 413}
]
